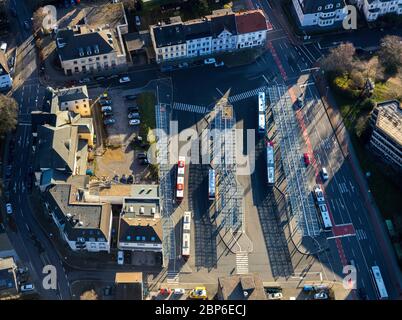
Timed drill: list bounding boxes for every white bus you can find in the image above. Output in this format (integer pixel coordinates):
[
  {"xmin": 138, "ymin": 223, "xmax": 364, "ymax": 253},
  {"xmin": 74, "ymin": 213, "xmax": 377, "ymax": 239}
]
[
  {"xmin": 176, "ymin": 156, "xmax": 186, "ymax": 201},
  {"xmin": 267, "ymin": 141, "xmax": 275, "ymax": 186},
  {"xmin": 208, "ymin": 168, "xmax": 215, "ymax": 200},
  {"xmin": 318, "ymin": 203, "xmax": 332, "ymax": 230},
  {"xmin": 258, "ymin": 92, "xmax": 266, "ymax": 134},
  {"xmin": 370, "ymin": 266, "xmax": 388, "ymax": 299},
  {"xmin": 182, "ymin": 211, "xmax": 192, "ymax": 260}
]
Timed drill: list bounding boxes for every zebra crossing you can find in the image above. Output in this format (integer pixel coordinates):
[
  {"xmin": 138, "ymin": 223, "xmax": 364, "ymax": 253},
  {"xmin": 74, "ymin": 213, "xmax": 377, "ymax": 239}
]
[
  {"xmin": 173, "ymin": 102, "xmax": 208, "ymax": 114},
  {"xmin": 228, "ymin": 86, "xmax": 267, "ymax": 104},
  {"xmin": 166, "ymin": 271, "xmax": 180, "ymax": 284},
  {"xmin": 355, "ymin": 229, "xmax": 367, "ymax": 241},
  {"xmin": 236, "ymin": 252, "xmax": 249, "ymax": 274}
]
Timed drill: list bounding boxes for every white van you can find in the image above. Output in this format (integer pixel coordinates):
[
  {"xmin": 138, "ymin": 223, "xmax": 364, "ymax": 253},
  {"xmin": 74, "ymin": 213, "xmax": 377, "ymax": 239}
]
[{"xmin": 117, "ymin": 251, "xmax": 124, "ymax": 265}]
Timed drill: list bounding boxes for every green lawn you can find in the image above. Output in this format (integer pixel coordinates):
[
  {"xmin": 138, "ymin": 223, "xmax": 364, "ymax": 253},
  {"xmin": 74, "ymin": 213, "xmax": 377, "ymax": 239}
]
[{"xmin": 137, "ymin": 92, "xmax": 156, "ymax": 144}]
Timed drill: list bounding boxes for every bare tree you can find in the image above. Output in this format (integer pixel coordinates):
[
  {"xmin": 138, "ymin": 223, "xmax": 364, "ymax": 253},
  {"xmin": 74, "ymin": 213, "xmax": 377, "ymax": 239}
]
[
  {"xmin": 80, "ymin": 289, "xmax": 98, "ymax": 300},
  {"xmin": 0, "ymin": 94, "xmax": 18, "ymax": 137},
  {"xmin": 378, "ymin": 35, "xmax": 402, "ymax": 75},
  {"xmin": 320, "ymin": 42, "xmax": 357, "ymax": 75}
]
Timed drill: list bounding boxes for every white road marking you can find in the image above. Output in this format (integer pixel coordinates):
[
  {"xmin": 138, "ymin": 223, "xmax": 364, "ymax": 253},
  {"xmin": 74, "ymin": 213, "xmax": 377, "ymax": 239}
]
[{"xmin": 369, "ymin": 246, "xmax": 373, "ymax": 255}]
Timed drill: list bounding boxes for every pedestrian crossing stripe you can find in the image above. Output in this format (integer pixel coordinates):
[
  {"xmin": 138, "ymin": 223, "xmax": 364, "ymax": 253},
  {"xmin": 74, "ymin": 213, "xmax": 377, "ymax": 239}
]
[
  {"xmin": 236, "ymin": 252, "xmax": 249, "ymax": 275},
  {"xmin": 355, "ymin": 229, "xmax": 367, "ymax": 240},
  {"xmin": 167, "ymin": 271, "xmax": 180, "ymax": 284},
  {"xmin": 228, "ymin": 86, "xmax": 267, "ymax": 103},
  {"xmin": 173, "ymin": 102, "xmax": 207, "ymax": 114}
]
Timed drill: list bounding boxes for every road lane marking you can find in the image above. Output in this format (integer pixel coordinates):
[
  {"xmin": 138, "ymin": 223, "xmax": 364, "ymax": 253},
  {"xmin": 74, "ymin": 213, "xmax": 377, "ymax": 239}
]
[{"xmin": 369, "ymin": 246, "xmax": 374, "ymax": 255}]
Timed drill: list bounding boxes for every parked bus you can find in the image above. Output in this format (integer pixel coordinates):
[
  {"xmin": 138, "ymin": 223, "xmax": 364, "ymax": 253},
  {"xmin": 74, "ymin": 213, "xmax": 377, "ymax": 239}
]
[
  {"xmin": 208, "ymin": 168, "xmax": 215, "ymax": 200},
  {"xmin": 267, "ymin": 141, "xmax": 275, "ymax": 186},
  {"xmin": 258, "ymin": 92, "xmax": 266, "ymax": 134},
  {"xmin": 370, "ymin": 266, "xmax": 388, "ymax": 299},
  {"xmin": 176, "ymin": 156, "xmax": 185, "ymax": 201},
  {"xmin": 182, "ymin": 211, "xmax": 192, "ymax": 260}
]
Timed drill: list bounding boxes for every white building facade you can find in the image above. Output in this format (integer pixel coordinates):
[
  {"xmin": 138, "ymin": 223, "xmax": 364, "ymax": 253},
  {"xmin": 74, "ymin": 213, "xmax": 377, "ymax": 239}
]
[
  {"xmin": 292, "ymin": 0, "xmax": 347, "ymax": 28},
  {"xmin": 358, "ymin": 0, "xmax": 402, "ymax": 22}
]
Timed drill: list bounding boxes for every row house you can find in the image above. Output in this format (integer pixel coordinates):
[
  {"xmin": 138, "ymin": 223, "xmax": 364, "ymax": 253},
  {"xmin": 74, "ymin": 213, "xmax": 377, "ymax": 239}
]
[
  {"xmin": 150, "ymin": 9, "xmax": 268, "ymax": 63},
  {"xmin": 357, "ymin": 0, "xmax": 402, "ymax": 22},
  {"xmin": 292, "ymin": 0, "xmax": 347, "ymax": 29}
]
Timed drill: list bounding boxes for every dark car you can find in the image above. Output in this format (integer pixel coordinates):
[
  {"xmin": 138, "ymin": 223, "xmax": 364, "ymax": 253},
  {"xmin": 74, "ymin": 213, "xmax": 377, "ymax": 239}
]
[
  {"xmin": 5, "ymin": 165, "xmax": 12, "ymax": 178},
  {"xmin": 137, "ymin": 153, "xmax": 147, "ymax": 160},
  {"xmin": 139, "ymin": 158, "xmax": 149, "ymax": 165},
  {"xmin": 99, "ymin": 99, "xmax": 112, "ymax": 106},
  {"xmin": 296, "ymin": 97, "xmax": 304, "ymax": 108},
  {"xmin": 120, "ymin": 174, "xmax": 127, "ymax": 184},
  {"xmin": 125, "ymin": 95, "xmax": 137, "ymax": 101},
  {"xmin": 128, "ymin": 106, "xmax": 139, "ymax": 113},
  {"xmin": 103, "ymin": 110, "xmax": 114, "ymax": 117},
  {"xmin": 358, "ymin": 288, "xmax": 368, "ymax": 300},
  {"xmin": 23, "ymin": 20, "xmax": 30, "ymax": 30},
  {"xmin": 127, "ymin": 175, "xmax": 134, "ymax": 184},
  {"xmin": 95, "ymin": 76, "xmax": 106, "ymax": 81}
]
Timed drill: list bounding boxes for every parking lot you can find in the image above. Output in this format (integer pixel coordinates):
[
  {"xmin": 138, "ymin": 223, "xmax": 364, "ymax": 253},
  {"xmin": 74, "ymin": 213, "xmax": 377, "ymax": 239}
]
[{"xmin": 88, "ymin": 87, "xmax": 154, "ymax": 183}]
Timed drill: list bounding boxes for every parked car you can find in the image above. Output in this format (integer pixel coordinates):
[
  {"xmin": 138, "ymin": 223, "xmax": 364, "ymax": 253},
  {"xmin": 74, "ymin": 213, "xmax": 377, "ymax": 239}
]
[
  {"xmin": 137, "ymin": 153, "xmax": 147, "ymax": 160},
  {"xmin": 358, "ymin": 288, "xmax": 368, "ymax": 300},
  {"xmin": 20, "ymin": 283, "xmax": 35, "ymax": 292},
  {"xmin": 268, "ymin": 292, "xmax": 283, "ymax": 300},
  {"xmin": 120, "ymin": 174, "xmax": 127, "ymax": 183},
  {"xmin": 314, "ymin": 291, "xmax": 328, "ymax": 300},
  {"xmin": 214, "ymin": 61, "xmax": 224, "ymax": 67},
  {"xmin": 10, "ymin": 6, "xmax": 17, "ymax": 17},
  {"xmin": 104, "ymin": 118, "xmax": 116, "ymax": 125},
  {"xmin": 99, "ymin": 99, "xmax": 112, "ymax": 106},
  {"xmin": 23, "ymin": 20, "xmax": 30, "ymax": 30},
  {"xmin": 303, "ymin": 153, "xmax": 310, "ymax": 166},
  {"xmin": 119, "ymin": 76, "xmax": 131, "ymax": 83},
  {"xmin": 178, "ymin": 62, "xmax": 188, "ymax": 69},
  {"xmin": 17, "ymin": 267, "xmax": 29, "ymax": 274},
  {"xmin": 204, "ymin": 58, "xmax": 216, "ymax": 64},
  {"xmin": 135, "ymin": 16, "xmax": 141, "ymax": 27},
  {"xmin": 128, "ymin": 112, "xmax": 140, "ymax": 119},
  {"xmin": 103, "ymin": 286, "xmax": 112, "ymax": 296},
  {"xmin": 173, "ymin": 288, "xmax": 186, "ymax": 295},
  {"xmin": 128, "ymin": 106, "xmax": 139, "ymax": 112},
  {"xmin": 296, "ymin": 96, "xmax": 304, "ymax": 108},
  {"xmin": 139, "ymin": 158, "xmax": 149, "ymax": 165},
  {"xmin": 103, "ymin": 110, "xmax": 114, "ymax": 117},
  {"xmin": 108, "ymin": 74, "xmax": 118, "ymax": 79},
  {"xmin": 127, "ymin": 175, "xmax": 134, "ymax": 184},
  {"xmin": 5, "ymin": 165, "xmax": 12, "ymax": 178},
  {"xmin": 101, "ymin": 105, "xmax": 112, "ymax": 112},
  {"xmin": 0, "ymin": 42, "xmax": 7, "ymax": 53},
  {"xmin": 125, "ymin": 95, "xmax": 137, "ymax": 100},
  {"xmin": 6, "ymin": 203, "xmax": 13, "ymax": 215},
  {"xmin": 95, "ymin": 76, "xmax": 106, "ymax": 81},
  {"xmin": 78, "ymin": 78, "xmax": 91, "ymax": 84},
  {"xmin": 321, "ymin": 167, "xmax": 329, "ymax": 181},
  {"xmin": 129, "ymin": 119, "xmax": 140, "ymax": 126},
  {"xmin": 117, "ymin": 251, "xmax": 124, "ymax": 265}
]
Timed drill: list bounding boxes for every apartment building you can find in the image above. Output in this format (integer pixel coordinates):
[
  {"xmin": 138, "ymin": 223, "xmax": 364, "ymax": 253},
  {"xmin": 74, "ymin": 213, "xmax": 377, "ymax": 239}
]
[
  {"xmin": 117, "ymin": 185, "xmax": 162, "ymax": 262},
  {"xmin": 292, "ymin": 0, "xmax": 347, "ymax": 29},
  {"xmin": 357, "ymin": 0, "xmax": 402, "ymax": 22},
  {"xmin": 57, "ymin": 25, "xmax": 127, "ymax": 75},
  {"xmin": 0, "ymin": 51, "xmax": 12, "ymax": 91},
  {"xmin": 45, "ymin": 183, "xmax": 113, "ymax": 253},
  {"xmin": 150, "ymin": 9, "xmax": 267, "ymax": 63},
  {"xmin": 369, "ymin": 100, "xmax": 402, "ymax": 169}
]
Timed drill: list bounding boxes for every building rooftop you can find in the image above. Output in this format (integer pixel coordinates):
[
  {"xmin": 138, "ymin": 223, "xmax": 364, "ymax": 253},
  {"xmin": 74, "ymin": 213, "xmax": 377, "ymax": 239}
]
[
  {"xmin": 374, "ymin": 100, "xmax": 402, "ymax": 148},
  {"xmin": 0, "ymin": 257, "xmax": 18, "ymax": 297},
  {"xmin": 296, "ymin": 0, "xmax": 346, "ymax": 14},
  {"xmin": 235, "ymin": 10, "xmax": 267, "ymax": 34},
  {"xmin": 56, "ymin": 26, "xmax": 118, "ymax": 61},
  {"xmin": 218, "ymin": 274, "xmax": 266, "ymax": 300},
  {"xmin": 115, "ymin": 272, "xmax": 143, "ymax": 300},
  {"xmin": 57, "ymin": 86, "xmax": 89, "ymax": 103},
  {"xmin": 46, "ymin": 184, "xmax": 112, "ymax": 242}
]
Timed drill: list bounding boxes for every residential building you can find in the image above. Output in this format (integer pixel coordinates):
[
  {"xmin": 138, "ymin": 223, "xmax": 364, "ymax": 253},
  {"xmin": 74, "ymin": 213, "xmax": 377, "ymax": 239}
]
[
  {"xmin": 31, "ymin": 86, "xmax": 94, "ymax": 191},
  {"xmin": 0, "ymin": 51, "xmax": 12, "ymax": 91},
  {"xmin": 292, "ymin": 0, "xmax": 348, "ymax": 29},
  {"xmin": 57, "ymin": 25, "xmax": 127, "ymax": 75},
  {"xmin": 0, "ymin": 257, "xmax": 18, "ymax": 298},
  {"xmin": 357, "ymin": 0, "xmax": 402, "ymax": 22},
  {"xmin": 45, "ymin": 183, "xmax": 113, "ymax": 253},
  {"xmin": 55, "ymin": 86, "xmax": 91, "ymax": 117},
  {"xmin": 114, "ymin": 272, "xmax": 143, "ymax": 300},
  {"xmin": 369, "ymin": 100, "xmax": 402, "ymax": 169},
  {"xmin": 217, "ymin": 274, "xmax": 267, "ymax": 300},
  {"xmin": 150, "ymin": 9, "xmax": 268, "ymax": 63},
  {"xmin": 117, "ymin": 185, "xmax": 162, "ymax": 257}
]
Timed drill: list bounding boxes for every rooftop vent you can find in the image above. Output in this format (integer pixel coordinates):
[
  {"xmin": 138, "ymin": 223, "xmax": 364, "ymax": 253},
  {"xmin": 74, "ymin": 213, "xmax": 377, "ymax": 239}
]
[{"xmin": 78, "ymin": 221, "xmax": 84, "ymax": 226}]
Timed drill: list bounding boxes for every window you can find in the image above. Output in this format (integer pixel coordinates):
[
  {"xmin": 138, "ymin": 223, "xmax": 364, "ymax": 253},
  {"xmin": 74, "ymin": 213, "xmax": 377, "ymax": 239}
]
[
  {"xmin": 103, "ymin": 55, "xmax": 108, "ymax": 59},
  {"xmin": 126, "ymin": 235, "xmax": 131, "ymax": 241},
  {"xmin": 136, "ymin": 236, "xmax": 140, "ymax": 241},
  {"xmin": 151, "ymin": 236, "xmax": 156, "ymax": 241},
  {"xmin": 141, "ymin": 236, "xmax": 146, "ymax": 241},
  {"xmin": 73, "ymin": 61, "xmax": 77, "ymax": 64}
]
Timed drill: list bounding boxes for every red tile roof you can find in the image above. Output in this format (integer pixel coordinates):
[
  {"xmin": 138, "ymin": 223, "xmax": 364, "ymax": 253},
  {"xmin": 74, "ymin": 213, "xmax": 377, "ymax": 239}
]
[{"xmin": 235, "ymin": 10, "xmax": 267, "ymax": 34}]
